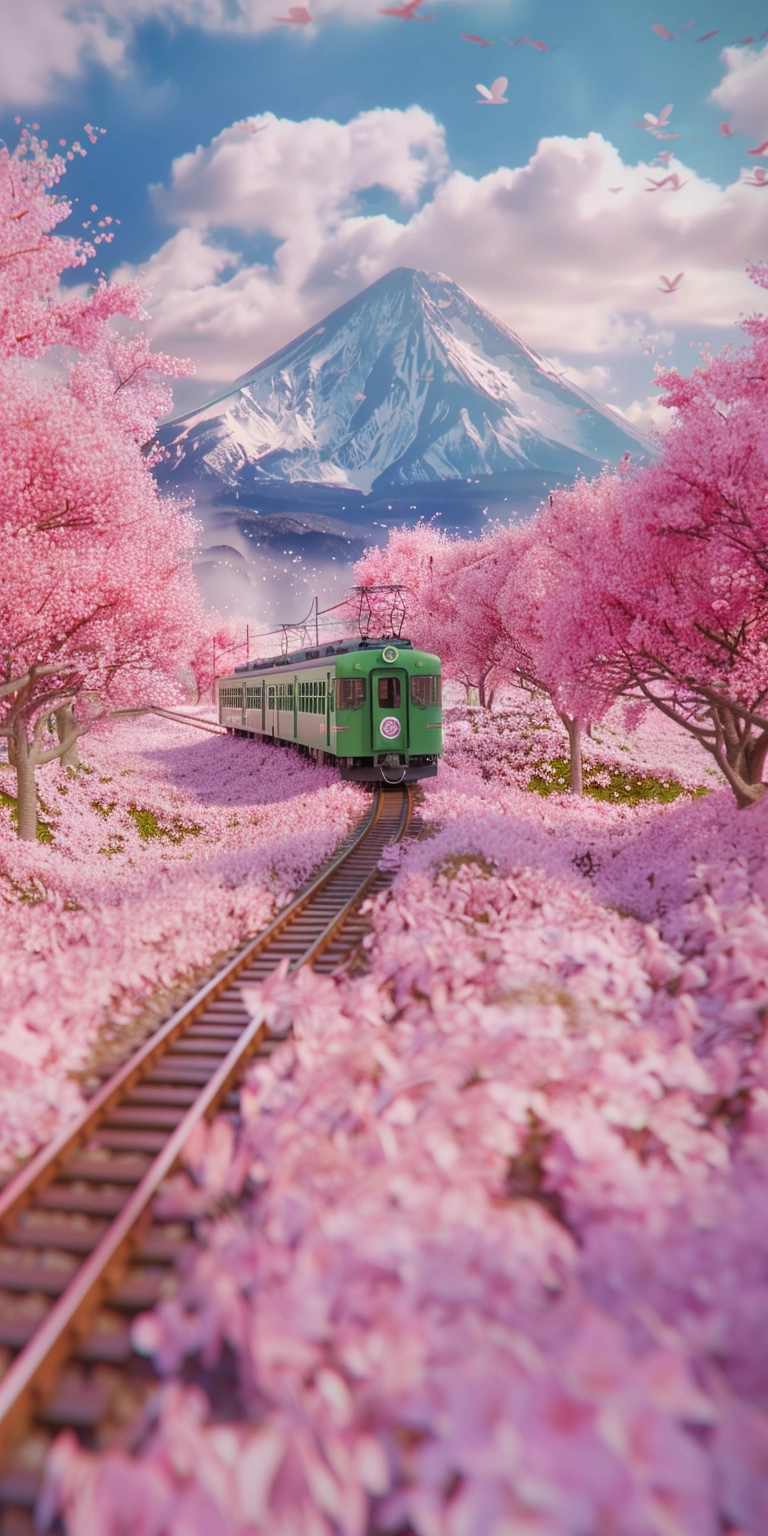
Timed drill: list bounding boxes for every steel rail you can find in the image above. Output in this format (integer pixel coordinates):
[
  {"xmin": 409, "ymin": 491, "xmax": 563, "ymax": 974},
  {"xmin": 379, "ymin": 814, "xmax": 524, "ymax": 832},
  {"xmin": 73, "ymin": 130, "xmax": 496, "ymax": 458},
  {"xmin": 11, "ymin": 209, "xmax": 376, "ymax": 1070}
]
[
  {"xmin": 0, "ymin": 789, "xmax": 385, "ymax": 1234},
  {"xmin": 112, "ymin": 706, "xmax": 226, "ymax": 735},
  {"xmin": 0, "ymin": 1011, "xmax": 268, "ymax": 1461},
  {"xmin": 0, "ymin": 785, "xmax": 412, "ymax": 1490}
]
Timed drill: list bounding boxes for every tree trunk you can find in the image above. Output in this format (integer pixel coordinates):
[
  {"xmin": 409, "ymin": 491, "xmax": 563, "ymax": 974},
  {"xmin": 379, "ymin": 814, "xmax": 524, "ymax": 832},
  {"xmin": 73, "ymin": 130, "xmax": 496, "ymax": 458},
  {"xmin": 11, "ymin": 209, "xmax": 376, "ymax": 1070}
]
[
  {"xmin": 466, "ymin": 685, "xmax": 480, "ymax": 707},
  {"xmin": 714, "ymin": 705, "xmax": 768, "ymax": 808},
  {"xmin": 478, "ymin": 671, "xmax": 494, "ymax": 709},
  {"xmin": 13, "ymin": 722, "xmax": 38, "ymax": 842},
  {"xmin": 557, "ymin": 711, "xmax": 583, "ymax": 796},
  {"xmin": 55, "ymin": 705, "xmax": 80, "ymax": 769}
]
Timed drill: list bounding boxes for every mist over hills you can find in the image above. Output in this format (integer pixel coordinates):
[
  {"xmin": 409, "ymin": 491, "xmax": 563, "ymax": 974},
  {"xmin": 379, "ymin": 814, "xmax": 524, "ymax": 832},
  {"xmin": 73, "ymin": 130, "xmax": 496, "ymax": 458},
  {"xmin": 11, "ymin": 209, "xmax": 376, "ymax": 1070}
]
[{"xmin": 154, "ymin": 267, "xmax": 651, "ymax": 621}]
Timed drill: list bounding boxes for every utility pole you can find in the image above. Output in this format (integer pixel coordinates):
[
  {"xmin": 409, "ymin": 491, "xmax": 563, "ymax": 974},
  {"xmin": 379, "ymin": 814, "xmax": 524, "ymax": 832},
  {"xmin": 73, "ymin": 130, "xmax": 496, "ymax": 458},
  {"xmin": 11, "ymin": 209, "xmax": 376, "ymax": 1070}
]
[
  {"xmin": 314, "ymin": 596, "xmax": 319, "ymax": 646},
  {"xmin": 211, "ymin": 638, "xmax": 216, "ymax": 705},
  {"xmin": 246, "ymin": 624, "xmax": 250, "ymax": 663}
]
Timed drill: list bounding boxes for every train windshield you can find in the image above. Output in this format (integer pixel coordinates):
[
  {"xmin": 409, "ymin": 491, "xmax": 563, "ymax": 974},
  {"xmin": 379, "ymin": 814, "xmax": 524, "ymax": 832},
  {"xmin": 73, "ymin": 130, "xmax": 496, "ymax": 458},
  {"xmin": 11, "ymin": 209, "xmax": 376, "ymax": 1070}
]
[
  {"xmin": 377, "ymin": 676, "xmax": 401, "ymax": 708},
  {"xmin": 337, "ymin": 678, "xmax": 367, "ymax": 709},
  {"xmin": 410, "ymin": 675, "xmax": 441, "ymax": 708}
]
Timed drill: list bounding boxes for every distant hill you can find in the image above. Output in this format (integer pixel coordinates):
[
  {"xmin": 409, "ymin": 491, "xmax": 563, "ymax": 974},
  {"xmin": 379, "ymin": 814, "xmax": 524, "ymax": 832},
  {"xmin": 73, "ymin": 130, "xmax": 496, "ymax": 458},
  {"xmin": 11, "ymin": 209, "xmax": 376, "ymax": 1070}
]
[{"xmin": 154, "ymin": 267, "xmax": 652, "ymax": 619}]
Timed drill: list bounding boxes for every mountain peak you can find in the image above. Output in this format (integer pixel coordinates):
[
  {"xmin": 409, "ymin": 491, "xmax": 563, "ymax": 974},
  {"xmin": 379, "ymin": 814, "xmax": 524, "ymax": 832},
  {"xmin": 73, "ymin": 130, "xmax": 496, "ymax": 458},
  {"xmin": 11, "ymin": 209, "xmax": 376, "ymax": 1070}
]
[{"xmin": 158, "ymin": 266, "xmax": 650, "ymax": 503}]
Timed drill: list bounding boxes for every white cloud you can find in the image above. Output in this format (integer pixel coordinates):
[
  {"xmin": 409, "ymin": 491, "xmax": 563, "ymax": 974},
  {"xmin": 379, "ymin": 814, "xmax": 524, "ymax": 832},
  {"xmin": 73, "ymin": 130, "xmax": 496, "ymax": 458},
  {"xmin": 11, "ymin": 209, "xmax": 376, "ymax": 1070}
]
[
  {"xmin": 616, "ymin": 394, "xmax": 674, "ymax": 436},
  {"xmin": 152, "ymin": 107, "xmax": 448, "ymax": 236},
  {"xmin": 120, "ymin": 114, "xmax": 768, "ymax": 393},
  {"xmin": 709, "ymin": 43, "xmax": 768, "ymax": 139},
  {"xmin": 547, "ymin": 359, "xmax": 611, "ymax": 393},
  {"xmin": 0, "ymin": 0, "xmax": 484, "ymax": 107}
]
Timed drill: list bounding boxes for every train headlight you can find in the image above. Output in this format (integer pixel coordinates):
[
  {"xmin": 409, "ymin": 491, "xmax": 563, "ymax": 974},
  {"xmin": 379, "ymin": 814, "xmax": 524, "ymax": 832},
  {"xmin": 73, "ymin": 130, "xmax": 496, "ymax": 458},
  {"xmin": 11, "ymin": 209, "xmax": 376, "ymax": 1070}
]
[{"xmin": 382, "ymin": 645, "xmax": 399, "ymax": 663}]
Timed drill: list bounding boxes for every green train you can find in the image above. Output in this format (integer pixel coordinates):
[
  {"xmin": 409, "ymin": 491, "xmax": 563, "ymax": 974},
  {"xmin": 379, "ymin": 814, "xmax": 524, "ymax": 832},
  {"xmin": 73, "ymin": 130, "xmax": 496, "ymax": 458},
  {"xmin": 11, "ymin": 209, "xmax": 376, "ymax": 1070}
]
[{"xmin": 218, "ymin": 637, "xmax": 442, "ymax": 783}]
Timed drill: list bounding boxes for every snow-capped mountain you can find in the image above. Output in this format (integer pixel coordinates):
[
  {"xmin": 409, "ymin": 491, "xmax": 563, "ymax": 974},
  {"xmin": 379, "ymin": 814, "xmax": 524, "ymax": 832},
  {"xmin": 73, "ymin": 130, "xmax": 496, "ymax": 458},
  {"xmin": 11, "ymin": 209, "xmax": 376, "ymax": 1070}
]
[
  {"xmin": 156, "ymin": 266, "xmax": 649, "ymax": 502},
  {"xmin": 155, "ymin": 268, "xmax": 652, "ymax": 621}
]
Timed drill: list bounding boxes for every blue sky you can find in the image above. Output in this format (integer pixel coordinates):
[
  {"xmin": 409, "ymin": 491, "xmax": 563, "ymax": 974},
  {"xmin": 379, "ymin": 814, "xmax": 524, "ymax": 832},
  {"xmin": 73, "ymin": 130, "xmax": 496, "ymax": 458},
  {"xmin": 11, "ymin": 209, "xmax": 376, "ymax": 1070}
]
[{"xmin": 2, "ymin": 0, "xmax": 767, "ymax": 427}]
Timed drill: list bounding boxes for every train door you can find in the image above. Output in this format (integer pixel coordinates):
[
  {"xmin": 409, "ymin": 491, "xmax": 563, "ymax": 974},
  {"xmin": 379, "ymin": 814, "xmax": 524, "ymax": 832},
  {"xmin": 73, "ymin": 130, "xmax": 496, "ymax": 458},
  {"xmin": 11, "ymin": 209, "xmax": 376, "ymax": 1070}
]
[
  {"xmin": 326, "ymin": 671, "xmax": 331, "ymax": 749},
  {"xmin": 371, "ymin": 669, "xmax": 409, "ymax": 751}
]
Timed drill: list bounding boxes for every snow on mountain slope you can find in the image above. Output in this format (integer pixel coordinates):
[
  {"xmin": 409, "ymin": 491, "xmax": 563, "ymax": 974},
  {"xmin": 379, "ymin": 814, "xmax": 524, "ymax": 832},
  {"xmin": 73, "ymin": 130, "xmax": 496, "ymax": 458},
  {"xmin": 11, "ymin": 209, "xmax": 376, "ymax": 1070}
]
[{"xmin": 155, "ymin": 268, "xmax": 650, "ymax": 499}]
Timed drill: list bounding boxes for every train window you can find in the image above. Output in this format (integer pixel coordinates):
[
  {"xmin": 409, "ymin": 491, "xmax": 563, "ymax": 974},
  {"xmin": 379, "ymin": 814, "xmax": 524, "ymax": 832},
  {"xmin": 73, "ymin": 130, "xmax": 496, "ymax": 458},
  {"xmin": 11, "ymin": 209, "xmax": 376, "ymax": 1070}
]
[
  {"xmin": 378, "ymin": 676, "xmax": 401, "ymax": 708},
  {"xmin": 337, "ymin": 678, "xmax": 366, "ymax": 709},
  {"xmin": 410, "ymin": 674, "xmax": 441, "ymax": 708}
]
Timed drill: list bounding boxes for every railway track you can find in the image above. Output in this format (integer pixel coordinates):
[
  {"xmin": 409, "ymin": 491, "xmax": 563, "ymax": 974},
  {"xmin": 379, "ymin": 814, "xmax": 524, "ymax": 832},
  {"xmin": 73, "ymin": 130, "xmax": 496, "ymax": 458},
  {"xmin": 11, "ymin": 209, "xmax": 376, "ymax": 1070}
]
[
  {"xmin": 113, "ymin": 705, "xmax": 227, "ymax": 735},
  {"xmin": 0, "ymin": 785, "xmax": 413, "ymax": 1531}
]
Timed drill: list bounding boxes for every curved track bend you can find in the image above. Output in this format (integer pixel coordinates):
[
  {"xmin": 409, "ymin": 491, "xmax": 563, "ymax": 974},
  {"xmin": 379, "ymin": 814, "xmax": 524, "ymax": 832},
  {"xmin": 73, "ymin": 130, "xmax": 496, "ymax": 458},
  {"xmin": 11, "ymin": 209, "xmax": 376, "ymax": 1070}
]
[{"xmin": 0, "ymin": 785, "xmax": 413, "ymax": 1528}]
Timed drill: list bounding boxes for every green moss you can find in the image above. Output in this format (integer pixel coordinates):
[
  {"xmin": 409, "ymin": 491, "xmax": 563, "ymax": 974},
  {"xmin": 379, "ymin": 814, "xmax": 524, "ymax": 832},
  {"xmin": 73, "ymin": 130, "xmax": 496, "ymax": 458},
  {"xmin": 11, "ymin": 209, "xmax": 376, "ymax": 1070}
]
[
  {"xmin": 128, "ymin": 806, "xmax": 201, "ymax": 844},
  {"xmin": 91, "ymin": 799, "xmax": 117, "ymax": 818},
  {"xmin": 526, "ymin": 755, "xmax": 708, "ymax": 807},
  {"xmin": 0, "ymin": 787, "xmax": 54, "ymax": 843}
]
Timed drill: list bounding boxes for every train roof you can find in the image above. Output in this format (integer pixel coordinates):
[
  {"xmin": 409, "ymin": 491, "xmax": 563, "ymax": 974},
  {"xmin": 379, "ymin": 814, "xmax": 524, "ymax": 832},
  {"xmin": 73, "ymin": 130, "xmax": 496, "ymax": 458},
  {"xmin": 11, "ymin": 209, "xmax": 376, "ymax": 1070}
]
[{"xmin": 233, "ymin": 637, "xmax": 414, "ymax": 675}]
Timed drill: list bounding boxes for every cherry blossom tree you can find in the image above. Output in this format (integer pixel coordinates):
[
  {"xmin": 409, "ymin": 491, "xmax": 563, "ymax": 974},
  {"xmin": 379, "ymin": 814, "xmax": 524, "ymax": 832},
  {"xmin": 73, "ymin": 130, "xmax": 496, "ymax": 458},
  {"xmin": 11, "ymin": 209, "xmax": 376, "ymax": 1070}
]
[
  {"xmin": 498, "ymin": 518, "xmax": 588, "ymax": 793},
  {"xmin": 355, "ymin": 522, "xmax": 588, "ymax": 789},
  {"xmin": 187, "ymin": 617, "xmax": 250, "ymax": 705},
  {"xmin": 349, "ymin": 523, "xmax": 456, "ymax": 654},
  {"xmin": 0, "ymin": 128, "xmax": 204, "ymax": 839},
  {"xmin": 531, "ymin": 269, "xmax": 768, "ymax": 808},
  {"xmin": 352, "ymin": 524, "xmax": 520, "ymax": 703}
]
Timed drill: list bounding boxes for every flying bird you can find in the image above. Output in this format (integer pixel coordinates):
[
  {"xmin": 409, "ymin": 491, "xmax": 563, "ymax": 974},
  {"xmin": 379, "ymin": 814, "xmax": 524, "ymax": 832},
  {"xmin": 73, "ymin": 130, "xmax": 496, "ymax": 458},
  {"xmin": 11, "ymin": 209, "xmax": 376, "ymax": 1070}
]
[
  {"xmin": 643, "ymin": 104, "xmax": 673, "ymax": 127},
  {"xmin": 719, "ymin": 122, "xmax": 738, "ymax": 137},
  {"xmin": 657, "ymin": 272, "xmax": 684, "ymax": 291},
  {"xmin": 741, "ymin": 167, "xmax": 768, "ymax": 186},
  {"xmin": 652, "ymin": 20, "xmax": 694, "ymax": 39},
  {"xmin": 652, "ymin": 150, "xmax": 675, "ymax": 165},
  {"xmin": 476, "ymin": 77, "xmax": 508, "ymax": 104},
  {"xmin": 378, "ymin": 0, "xmax": 435, "ymax": 17},
  {"xmin": 748, "ymin": 140, "xmax": 768, "ymax": 155},
  {"xmin": 574, "ymin": 408, "xmax": 589, "ymax": 414},
  {"xmin": 696, "ymin": 29, "xmax": 719, "ymax": 40},
  {"xmin": 634, "ymin": 104, "xmax": 678, "ymax": 139},
  {"xmin": 607, "ymin": 186, "xmax": 624, "ymax": 192},
  {"xmin": 501, "ymin": 34, "xmax": 550, "ymax": 49},
  {"xmin": 646, "ymin": 172, "xmax": 686, "ymax": 190},
  {"xmin": 273, "ymin": 5, "xmax": 314, "ymax": 21},
  {"xmin": 461, "ymin": 33, "xmax": 494, "ymax": 45}
]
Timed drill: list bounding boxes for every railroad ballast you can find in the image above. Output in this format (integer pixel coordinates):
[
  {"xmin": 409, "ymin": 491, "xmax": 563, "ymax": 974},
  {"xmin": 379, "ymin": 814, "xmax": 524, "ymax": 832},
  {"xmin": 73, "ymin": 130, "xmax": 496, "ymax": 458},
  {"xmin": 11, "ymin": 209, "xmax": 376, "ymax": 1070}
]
[{"xmin": 218, "ymin": 637, "xmax": 442, "ymax": 783}]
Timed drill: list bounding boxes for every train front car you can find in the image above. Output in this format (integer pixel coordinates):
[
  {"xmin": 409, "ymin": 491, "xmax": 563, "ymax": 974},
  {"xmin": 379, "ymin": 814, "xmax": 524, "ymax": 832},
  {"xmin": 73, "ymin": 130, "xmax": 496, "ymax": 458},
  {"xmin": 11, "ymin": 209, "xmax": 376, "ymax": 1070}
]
[
  {"xmin": 334, "ymin": 641, "xmax": 441, "ymax": 783},
  {"xmin": 217, "ymin": 638, "xmax": 442, "ymax": 783}
]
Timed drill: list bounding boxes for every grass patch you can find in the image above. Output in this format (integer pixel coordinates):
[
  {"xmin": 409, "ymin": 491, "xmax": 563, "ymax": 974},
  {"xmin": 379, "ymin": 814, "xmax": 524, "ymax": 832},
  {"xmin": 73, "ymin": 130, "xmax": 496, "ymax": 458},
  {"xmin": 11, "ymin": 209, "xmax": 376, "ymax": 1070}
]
[
  {"xmin": 91, "ymin": 800, "xmax": 117, "ymax": 819},
  {"xmin": 527, "ymin": 756, "xmax": 708, "ymax": 807},
  {"xmin": 128, "ymin": 806, "xmax": 201, "ymax": 844}
]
